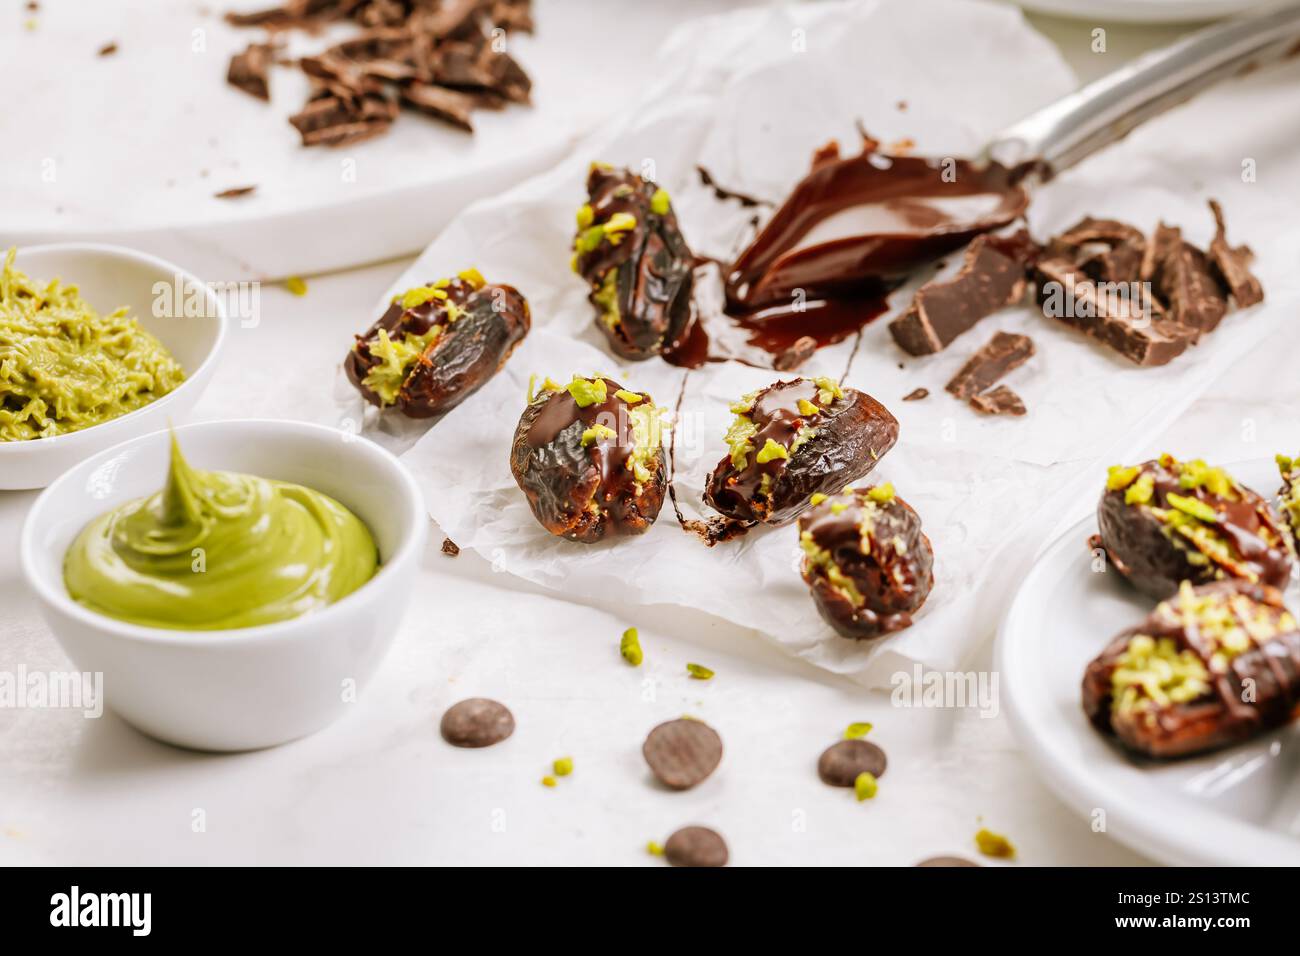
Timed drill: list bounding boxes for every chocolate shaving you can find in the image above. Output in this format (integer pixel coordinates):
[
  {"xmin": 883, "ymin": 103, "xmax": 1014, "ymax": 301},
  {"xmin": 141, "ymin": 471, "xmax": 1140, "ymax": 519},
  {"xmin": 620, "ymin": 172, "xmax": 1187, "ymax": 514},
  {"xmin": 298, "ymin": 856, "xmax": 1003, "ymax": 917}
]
[
  {"xmin": 441, "ymin": 537, "xmax": 460, "ymax": 556},
  {"xmin": 969, "ymin": 385, "xmax": 1025, "ymax": 416},
  {"xmin": 1155, "ymin": 239, "xmax": 1227, "ymax": 338},
  {"xmin": 98, "ymin": 41, "xmax": 118, "ymax": 57},
  {"xmin": 901, "ymin": 387, "xmax": 929, "ymax": 401},
  {"xmin": 226, "ymin": 0, "xmax": 534, "ymax": 146},
  {"xmin": 1207, "ymin": 199, "xmax": 1264, "ymax": 307},
  {"xmin": 889, "ymin": 230, "xmax": 1036, "ymax": 356},
  {"xmin": 696, "ymin": 165, "xmax": 768, "ymax": 208},
  {"xmin": 772, "ymin": 334, "xmax": 817, "ymax": 371},
  {"xmin": 227, "ymin": 41, "xmax": 277, "ymax": 100},
  {"xmin": 945, "ymin": 331, "xmax": 1034, "ymax": 400},
  {"xmin": 214, "ymin": 185, "xmax": 257, "ymax": 199}
]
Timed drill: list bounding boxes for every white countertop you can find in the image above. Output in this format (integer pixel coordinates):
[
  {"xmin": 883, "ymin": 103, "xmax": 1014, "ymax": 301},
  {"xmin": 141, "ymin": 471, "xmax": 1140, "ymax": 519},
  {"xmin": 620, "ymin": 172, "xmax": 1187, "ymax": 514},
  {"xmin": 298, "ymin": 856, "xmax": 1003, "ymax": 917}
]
[{"xmin": 2, "ymin": 5, "xmax": 1277, "ymax": 866}]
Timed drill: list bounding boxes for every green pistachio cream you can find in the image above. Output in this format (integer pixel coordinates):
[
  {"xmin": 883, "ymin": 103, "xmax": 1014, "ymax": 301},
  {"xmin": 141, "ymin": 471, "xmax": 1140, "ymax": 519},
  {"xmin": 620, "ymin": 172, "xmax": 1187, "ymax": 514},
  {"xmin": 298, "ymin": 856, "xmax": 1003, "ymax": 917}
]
[{"xmin": 64, "ymin": 435, "xmax": 379, "ymax": 630}]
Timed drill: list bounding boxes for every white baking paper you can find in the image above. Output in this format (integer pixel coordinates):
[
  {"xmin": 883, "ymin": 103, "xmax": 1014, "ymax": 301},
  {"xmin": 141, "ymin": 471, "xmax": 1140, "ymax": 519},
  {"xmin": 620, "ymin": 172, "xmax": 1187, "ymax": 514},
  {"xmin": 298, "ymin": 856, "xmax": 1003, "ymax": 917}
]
[{"xmin": 346, "ymin": 0, "xmax": 1300, "ymax": 686}]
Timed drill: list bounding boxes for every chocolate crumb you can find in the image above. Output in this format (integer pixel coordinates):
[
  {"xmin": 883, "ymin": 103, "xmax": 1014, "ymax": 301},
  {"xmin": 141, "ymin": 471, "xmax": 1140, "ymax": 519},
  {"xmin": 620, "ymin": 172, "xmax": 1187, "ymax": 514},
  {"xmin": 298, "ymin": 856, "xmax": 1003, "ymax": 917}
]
[
  {"xmin": 441, "ymin": 537, "xmax": 460, "ymax": 556},
  {"xmin": 902, "ymin": 387, "xmax": 929, "ymax": 401},
  {"xmin": 440, "ymin": 698, "xmax": 514, "ymax": 748},
  {"xmin": 969, "ymin": 384, "xmax": 1026, "ymax": 416},
  {"xmin": 773, "ymin": 334, "xmax": 816, "ymax": 371},
  {"xmin": 945, "ymin": 331, "xmax": 1034, "ymax": 400},
  {"xmin": 214, "ymin": 185, "xmax": 257, "ymax": 199},
  {"xmin": 227, "ymin": 41, "xmax": 276, "ymax": 101},
  {"xmin": 98, "ymin": 41, "xmax": 118, "ymax": 57},
  {"xmin": 664, "ymin": 826, "xmax": 728, "ymax": 867}
]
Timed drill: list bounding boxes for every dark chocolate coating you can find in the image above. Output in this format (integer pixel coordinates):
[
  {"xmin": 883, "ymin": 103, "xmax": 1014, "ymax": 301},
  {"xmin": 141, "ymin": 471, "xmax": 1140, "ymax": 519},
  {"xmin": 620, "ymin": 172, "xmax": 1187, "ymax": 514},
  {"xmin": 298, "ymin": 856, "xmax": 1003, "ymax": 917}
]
[
  {"xmin": 346, "ymin": 278, "xmax": 530, "ymax": 418},
  {"xmin": 1082, "ymin": 580, "xmax": 1300, "ymax": 759},
  {"xmin": 574, "ymin": 166, "xmax": 694, "ymax": 361},
  {"xmin": 704, "ymin": 379, "xmax": 898, "ymax": 526},
  {"xmin": 799, "ymin": 490, "xmax": 934, "ymax": 640},
  {"xmin": 510, "ymin": 378, "xmax": 666, "ymax": 543},
  {"xmin": 1096, "ymin": 458, "xmax": 1291, "ymax": 599}
]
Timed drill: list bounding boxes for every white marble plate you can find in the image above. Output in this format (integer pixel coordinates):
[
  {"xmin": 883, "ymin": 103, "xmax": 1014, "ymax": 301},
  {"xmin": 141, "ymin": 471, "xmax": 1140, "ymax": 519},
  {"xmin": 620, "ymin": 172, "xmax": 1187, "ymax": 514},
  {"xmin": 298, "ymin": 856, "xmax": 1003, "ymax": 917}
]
[{"xmin": 998, "ymin": 457, "xmax": 1300, "ymax": 866}]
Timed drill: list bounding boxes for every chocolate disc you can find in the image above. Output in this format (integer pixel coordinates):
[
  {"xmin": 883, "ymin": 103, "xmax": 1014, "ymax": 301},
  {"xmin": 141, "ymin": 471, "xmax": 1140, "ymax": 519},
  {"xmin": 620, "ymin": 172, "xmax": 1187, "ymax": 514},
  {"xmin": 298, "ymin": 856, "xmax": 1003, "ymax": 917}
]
[
  {"xmin": 664, "ymin": 826, "xmax": 729, "ymax": 868},
  {"xmin": 642, "ymin": 719, "xmax": 723, "ymax": 790},
  {"xmin": 817, "ymin": 739, "xmax": 887, "ymax": 787},
  {"xmin": 440, "ymin": 698, "xmax": 515, "ymax": 748},
  {"xmin": 916, "ymin": 856, "xmax": 980, "ymax": 867}
]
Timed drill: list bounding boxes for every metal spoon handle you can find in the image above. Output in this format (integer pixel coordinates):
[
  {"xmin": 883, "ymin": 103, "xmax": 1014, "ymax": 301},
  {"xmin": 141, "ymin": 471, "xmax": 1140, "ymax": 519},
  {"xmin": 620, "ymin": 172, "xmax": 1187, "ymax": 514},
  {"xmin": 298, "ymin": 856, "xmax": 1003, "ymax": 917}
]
[{"xmin": 983, "ymin": 2, "xmax": 1300, "ymax": 177}]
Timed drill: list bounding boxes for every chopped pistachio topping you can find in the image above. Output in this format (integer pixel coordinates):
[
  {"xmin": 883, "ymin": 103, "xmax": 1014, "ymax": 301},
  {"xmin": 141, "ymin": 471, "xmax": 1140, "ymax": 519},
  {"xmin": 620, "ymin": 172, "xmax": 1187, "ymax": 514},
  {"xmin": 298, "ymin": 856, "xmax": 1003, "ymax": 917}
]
[
  {"xmin": 1125, "ymin": 473, "xmax": 1155, "ymax": 505},
  {"xmin": 797, "ymin": 398, "xmax": 820, "ymax": 417},
  {"xmin": 1175, "ymin": 458, "xmax": 1235, "ymax": 499},
  {"xmin": 589, "ymin": 161, "xmax": 612, "ymax": 174},
  {"xmin": 567, "ymin": 376, "xmax": 608, "ymax": 408},
  {"xmin": 810, "ymin": 493, "xmax": 828, "ymax": 506},
  {"xmin": 444, "ymin": 302, "xmax": 461, "ymax": 323},
  {"xmin": 814, "ymin": 376, "xmax": 845, "ymax": 405},
  {"xmin": 686, "ymin": 662, "xmax": 714, "ymax": 680},
  {"xmin": 729, "ymin": 390, "xmax": 758, "ymax": 415},
  {"xmin": 361, "ymin": 326, "xmax": 441, "ymax": 405},
  {"xmin": 626, "ymin": 401, "xmax": 664, "ymax": 485},
  {"xmin": 458, "ymin": 268, "xmax": 486, "ymax": 290},
  {"xmin": 603, "ymin": 212, "xmax": 637, "ymax": 246},
  {"xmin": 755, "ymin": 437, "xmax": 790, "ymax": 464},
  {"xmin": 725, "ymin": 415, "xmax": 758, "ymax": 470},
  {"xmin": 553, "ymin": 756, "xmax": 574, "ymax": 777},
  {"xmin": 592, "ymin": 269, "xmax": 620, "ymax": 330},
  {"xmin": 284, "ymin": 276, "xmax": 308, "ymax": 296},
  {"xmin": 1106, "ymin": 464, "xmax": 1141, "ymax": 491},
  {"xmin": 615, "ymin": 389, "xmax": 643, "ymax": 404},
  {"xmin": 541, "ymin": 776, "xmax": 557, "ymax": 788},
  {"xmin": 867, "ymin": 483, "xmax": 895, "ymax": 504},
  {"xmin": 399, "ymin": 281, "xmax": 450, "ymax": 310},
  {"xmin": 1278, "ymin": 453, "xmax": 1297, "ymax": 478},
  {"xmin": 974, "ymin": 828, "xmax": 1015, "ymax": 859},
  {"xmin": 854, "ymin": 771, "xmax": 878, "ymax": 801},
  {"xmin": 576, "ymin": 203, "xmax": 595, "ymax": 229},
  {"xmin": 1165, "ymin": 492, "xmax": 1218, "ymax": 523},
  {"xmin": 528, "ymin": 375, "xmax": 564, "ymax": 403},
  {"xmin": 620, "ymin": 627, "xmax": 643, "ymax": 666},
  {"xmin": 1111, "ymin": 631, "xmax": 1211, "ymax": 716},
  {"xmin": 830, "ymin": 501, "xmax": 849, "ymax": 515},
  {"xmin": 646, "ymin": 841, "xmax": 665, "ymax": 856},
  {"xmin": 650, "ymin": 188, "xmax": 671, "ymax": 216},
  {"xmin": 575, "ymin": 224, "xmax": 606, "ymax": 256},
  {"xmin": 844, "ymin": 722, "xmax": 873, "ymax": 739},
  {"xmin": 801, "ymin": 531, "xmax": 866, "ymax": 608},
  {"xmin": 581, "ymin": 423, "xmax": 616, "ymax": 446}
]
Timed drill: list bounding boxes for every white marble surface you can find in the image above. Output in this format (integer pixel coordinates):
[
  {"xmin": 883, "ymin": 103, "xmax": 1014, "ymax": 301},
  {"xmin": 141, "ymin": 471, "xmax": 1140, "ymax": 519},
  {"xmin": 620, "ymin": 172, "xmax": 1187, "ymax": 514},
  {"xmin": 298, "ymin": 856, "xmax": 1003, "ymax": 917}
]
[{"xmin": 2, "ymin": 5, "xmax": 1282, "ymax": 867}]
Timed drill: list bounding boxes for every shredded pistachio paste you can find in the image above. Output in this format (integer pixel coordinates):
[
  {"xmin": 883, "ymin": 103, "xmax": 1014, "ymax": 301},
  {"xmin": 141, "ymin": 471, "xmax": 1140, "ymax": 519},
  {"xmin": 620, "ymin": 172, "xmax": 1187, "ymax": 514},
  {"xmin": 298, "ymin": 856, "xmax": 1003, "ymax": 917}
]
[{"xmin": 0, "ymin": 249, "xmax": 185, "ymax": 441}]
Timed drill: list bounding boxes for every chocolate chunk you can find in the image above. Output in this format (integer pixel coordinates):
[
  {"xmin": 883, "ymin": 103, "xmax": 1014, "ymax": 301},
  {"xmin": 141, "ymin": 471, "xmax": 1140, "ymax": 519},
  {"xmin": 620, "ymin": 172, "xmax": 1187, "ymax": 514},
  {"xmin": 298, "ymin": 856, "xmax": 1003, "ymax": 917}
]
[
  {"xmin": 773, "ymin": 335, "xmax": 817, "ymax": 371},
  {"xmin": 227, "ymin": 42, "xmax": 276, "ymax": 101},
  {"xmin": 817, "ymin": 739, "xmax": 887, "ymax": 787},
  {"xmin": 289, "ymin": 92, "xmax": 398, "ymax": 147},
  {"xmin": 214, "ymin": 185, "xmax": 257, "ymax": 199},
  {"xmin": 969, "ymin": 384, "xmax": 1025, "ymax": 416},
  {"xmin": 1155, "ymin": 240, "xmax": 1227, "ymax": 338},
  {"xmin": 441, "ymin": 537, "xmax": 460, "ymax": 556},
  {"xmin": 902, "ymin": 387, "xmax": 928, "ymax": 401},
  {"xmin": 916, "ymin": 856, "xmax": 980, "ymax": 867},
  {"xmin": 1139, "ymin": 222, "xmax": 1181, "ymax": 283},
  {"xmin": 889, "ymin": 231, "xmax": 1035, "ymax": 356},
  {"xmin": 664, "ymin": 826, "xmax": 729, "ymax": 867},
  {"xmin": 944, "ymin": 331, "xmax": 1033, "ymax": 400},
  {"xmin": 1207, "ymin": 199, "xmax": 1263, "ymax": 308},
  {"xmin": 1080, "ymin": 239, "xmax": 1144, "ymax": 285},
  {"xmin": 1053, "ymin": 216, "xmax": 1145, "ymax": 250},
  {"xmin": 400, "ymin": 82, "xmax": 477, "ymax": 132},
  {"xmin": 440, "ymin": 697, "xmax": 515, "ymax": 748},
  {"xmin": 1036, "ymin": 257, "xmax": 1194, "ymax": 367},
  {"xmin": 642, "ymin": 718, "xmax": 723, "ymax": 790}
]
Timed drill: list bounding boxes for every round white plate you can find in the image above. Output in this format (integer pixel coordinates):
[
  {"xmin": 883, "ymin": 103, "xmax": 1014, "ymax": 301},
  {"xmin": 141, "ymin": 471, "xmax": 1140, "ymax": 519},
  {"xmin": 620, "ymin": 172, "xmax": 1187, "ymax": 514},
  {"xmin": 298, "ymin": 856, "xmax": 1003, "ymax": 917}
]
[
  {"xmin": 998, "ymin": 457, "xmax": 1300, "ymax": 866},
  {"xmin": 1016, "ymin": 0, "xmax": 1273, "ymax": 24}
]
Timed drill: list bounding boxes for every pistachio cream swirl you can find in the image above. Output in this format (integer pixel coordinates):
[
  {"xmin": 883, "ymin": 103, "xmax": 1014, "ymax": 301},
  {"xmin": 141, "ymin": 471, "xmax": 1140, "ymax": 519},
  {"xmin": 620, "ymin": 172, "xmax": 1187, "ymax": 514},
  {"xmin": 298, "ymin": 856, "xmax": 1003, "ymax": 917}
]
[{"xmin": 64, "ymin": 435, "xmax": 378, "ymax": 630}]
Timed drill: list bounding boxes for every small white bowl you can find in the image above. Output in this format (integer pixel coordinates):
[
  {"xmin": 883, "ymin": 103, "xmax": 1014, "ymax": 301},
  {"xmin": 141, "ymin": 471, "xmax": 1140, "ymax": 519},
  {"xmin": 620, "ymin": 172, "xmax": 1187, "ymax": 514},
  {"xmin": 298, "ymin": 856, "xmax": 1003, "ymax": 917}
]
[
  {"xmin": 0, "ymin": 243, "xmax": 227, "ymax": 490},
  {"xmin": 20, "ymin": 420, "xmax": 427, "ymax": 751}
]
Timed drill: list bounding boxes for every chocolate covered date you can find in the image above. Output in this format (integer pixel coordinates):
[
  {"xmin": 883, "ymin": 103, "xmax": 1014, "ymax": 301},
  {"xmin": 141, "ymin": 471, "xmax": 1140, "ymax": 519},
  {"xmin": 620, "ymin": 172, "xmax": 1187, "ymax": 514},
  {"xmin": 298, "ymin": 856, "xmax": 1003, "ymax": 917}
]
[
  {"xmin": 1275, "ymin": 453, "xmax": 1300, "ymax": 552},
  {"xmin": 1082, "ymin": 580, "xmax": 1300, "ymax": 758},
  {"xmin": 510, "ymin": 375, "xmax": 667, "ymax": 543},
  {"xmin": 571, "ymin": 164, "xmax": 694, "ymax": 361},
  {"xmin": 798, "ymin": 484, "xmax": 934, "ymax": 640},
  {"xmin": 346, "ymin": 269, "xmax": 530, "ymax": 418},
  {"xmin": 1097, "ymin": 454, "xmax": 1291, "ymax": 599},
  {"xmin": 704, "ymin": 377, "xmax": 898, "ymax": 526}
]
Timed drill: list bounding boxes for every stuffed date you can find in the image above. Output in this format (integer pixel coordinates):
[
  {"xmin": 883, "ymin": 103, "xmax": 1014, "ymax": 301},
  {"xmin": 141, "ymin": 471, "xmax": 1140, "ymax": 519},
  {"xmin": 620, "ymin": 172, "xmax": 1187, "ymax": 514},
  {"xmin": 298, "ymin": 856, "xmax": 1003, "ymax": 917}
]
[
  {"xmin": 799, "ymin": 484, "xmax": 934, "ymax": 640},
  {"xmin": 571, "ymin": 164, "xmax": 694, "ymax": 361},
  {"xmin": 704, "ymin": 377, "xmax": 898, "ymax": 526},
  {"xmin": 1082, "ymin": 580, "xmax": 1300, "ymax": 758},
  {"xmin": 1097, "ymin": 454, "xmax": 1291, "ymax": 600},
  {"xmin": 511, "ymin": 375, "xmax": 667, "ymax": 543},
  {"xmin": 345, "ymin": 269, "xmax": 529, "ymax": 418}
]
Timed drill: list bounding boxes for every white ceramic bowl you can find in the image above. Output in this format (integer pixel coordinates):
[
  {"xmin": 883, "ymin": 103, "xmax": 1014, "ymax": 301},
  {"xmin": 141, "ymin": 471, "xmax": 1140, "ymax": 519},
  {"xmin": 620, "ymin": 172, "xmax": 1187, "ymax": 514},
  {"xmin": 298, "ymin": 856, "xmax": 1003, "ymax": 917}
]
[
  {"xmin": 20, "ymin": 420, "xmax": 427, "ymax": 751},
  {"xmin": 0, "ymin": 243, "xmax": 227, "ymax": 490}
]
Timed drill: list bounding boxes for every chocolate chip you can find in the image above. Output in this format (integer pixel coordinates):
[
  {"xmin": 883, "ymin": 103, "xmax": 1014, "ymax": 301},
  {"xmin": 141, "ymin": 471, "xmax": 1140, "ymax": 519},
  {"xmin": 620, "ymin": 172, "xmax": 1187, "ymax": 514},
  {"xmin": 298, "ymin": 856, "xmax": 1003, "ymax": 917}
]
[
  {"xmin": 441, "ymin": 537, "xmax": 460, "ymax": 556},
  {"xmin": 643, "ymin": 718, "xmax": 722, "ymax": 790},
  {"xmin": 916, "ymin": 855, "xmax": 980, "ymax": 867},
  {"xmin": 664, "ymin": 826, "xmax": 728, "ymax": 867},
  {"xmin": 817, "ymin": 739, "xmax": 887, "ymax": 787},
  {"xmin": 440, "ymin": 698, "xmax": 514, "ymax": 748},
  {"xmin": 214, "ymin": 185, "xmax": 257, "ymax": 199}
]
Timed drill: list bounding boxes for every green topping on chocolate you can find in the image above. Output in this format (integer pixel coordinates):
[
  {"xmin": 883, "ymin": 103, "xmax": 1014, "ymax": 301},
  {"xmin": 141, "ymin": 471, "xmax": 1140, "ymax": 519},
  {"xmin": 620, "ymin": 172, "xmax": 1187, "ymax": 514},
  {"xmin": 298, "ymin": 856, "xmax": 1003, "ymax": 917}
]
[
  {"xmin": 604, "ymin": 212, "xmax": 638, "ymax": 246},
  {"xmin": 729, "ymin": 390, "xmax": 758, "ymax": 415},
  {"xmin": 1277, "ymin": 454, "xmax": 1297, "ymax": 478},
  {"xmin": 1175, "ymin": 458, "xmax": 1235, "ymax": 499},
  {"xmin": 576, "ymin": 203, "xmax": 594, "ymax": 229},
  {"xmin": 626, "ymin": 401, "xmax": 664, "ymax": 486},
  {"xmin": 1106, "ymin": 464, "xmax": 1140, "ymax": 491},
  {"xmin": 615, "ymin": 389, "xmax": 643, "ymax": 404},
  {"xmin": 755, "ymin": 437, "xmax": 790, "ymax": 464},
  {"xmin": 797, "ymin": 398, "xmax": 820, "ymax": 417},
  {"xmin": 1125, "ymin": 473, "xmax": 1155, "ymax": 505},
  {"xmin": 650, "ymin": 188, "xmax": 671, "ymax": 216},
  {"xmin": 814, "ymin": 376, "xmax": 845, "ymax": 405},
  {"xmin": 399, "ymin": 280, "xmax": 449, "ymax": 310},
  {"xmin": 567, "ymin": 376, "xmax": 608, "ymax": 407},
  {"xmin": 581, "ymin": 423, "xmax": 616, "ymax": 446},
  {"xmin": 809, "ymin": 492, "xmax": 828, "ymax": 506},
  {"xmin": 592, "ymin": 269, "xmax": 620, "ymax": 330},
  {"xmin": 620, "ymin": 627, "xmax": 643, "ymax": 666},
  {"xmin": 867, "ymin": 483, "xmax": 895, "ymax": 504},
  {"xmin": 1165, "ymin": 492, "xmax": 1218, "ymax": 523},
  {"xmin": 725, "ymin": 415, "xmax": 758, "ymax": 470},
  {"xmin": 1111, "ymin": 633, "xmax": 1211, "ymax": 717},
  {"xmin": 362, "ymin": 325, "xmax": 441, "ymax": 405},
  {"xmin": 801, "ymin": 530, "xmax": 866, "ymax": 608}
]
